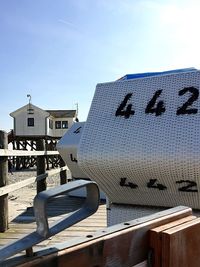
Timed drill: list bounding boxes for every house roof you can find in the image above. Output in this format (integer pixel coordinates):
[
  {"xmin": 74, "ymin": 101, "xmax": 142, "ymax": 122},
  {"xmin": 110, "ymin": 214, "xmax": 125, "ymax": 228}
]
[
  {"xmin": 10, "ymin": 104, "xmax": 77, "ymax": 119},
  {"xmin": 46, "ymin": 110, "xmax": 76, "ymax": 118},
  {"xmin": 10, "ymin": 104, "xmax": 49, "ymax": 117}
]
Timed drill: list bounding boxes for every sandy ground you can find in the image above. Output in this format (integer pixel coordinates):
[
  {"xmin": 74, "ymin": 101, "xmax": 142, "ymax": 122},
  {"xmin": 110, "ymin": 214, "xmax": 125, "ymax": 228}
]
[{"xmin": 7, "ymin": 169, "xmax": 61, "ymax": 221}]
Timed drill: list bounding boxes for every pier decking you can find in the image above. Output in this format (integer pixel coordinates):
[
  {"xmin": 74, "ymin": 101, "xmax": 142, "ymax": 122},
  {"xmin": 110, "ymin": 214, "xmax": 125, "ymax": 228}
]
[{"xmin": 0, "ymin": 194, "xmax": 106, "ymax": 264}]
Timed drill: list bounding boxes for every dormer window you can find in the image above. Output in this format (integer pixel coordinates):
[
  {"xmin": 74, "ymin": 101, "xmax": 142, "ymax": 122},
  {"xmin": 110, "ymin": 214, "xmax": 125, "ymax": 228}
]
[{"xmin": 27, "ymin": 118, "xmax": 34, "ymax": 127}]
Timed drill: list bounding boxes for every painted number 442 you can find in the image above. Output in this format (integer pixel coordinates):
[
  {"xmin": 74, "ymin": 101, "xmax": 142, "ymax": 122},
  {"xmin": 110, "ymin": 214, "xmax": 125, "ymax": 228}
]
[{"xmin": 115, "ymin": 87, "xmax": 199, "ymax": 119}]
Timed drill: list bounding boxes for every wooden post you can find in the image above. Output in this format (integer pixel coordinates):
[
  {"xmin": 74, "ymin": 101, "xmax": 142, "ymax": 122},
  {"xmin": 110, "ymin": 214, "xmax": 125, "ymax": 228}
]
[
  {"xmin": 0, "ymin": 131, "xmax": 8, "ymax": 232},
  {"xmin": 60, "ymin": 157, "xmax": 67, "ymax": 185},
  {"xmin": 36, "ymin": 139, "xmax": 46, "ymax": 193},
  {"xmin": 16, "ymin": 140, "xmax": 20, "ymax": 170},
  {"xmin": 45, "ymin": 139, "xmax": 50, "ymax": 170}
]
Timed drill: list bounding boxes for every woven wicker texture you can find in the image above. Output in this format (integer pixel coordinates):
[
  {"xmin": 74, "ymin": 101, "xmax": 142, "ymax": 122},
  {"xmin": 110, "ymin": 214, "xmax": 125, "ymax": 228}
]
[
  {"xmin": 57, "ymin": 122, "xmax": 88, "ymax": 179},
  {"xmin": 107, "ymin": 204, "xmax": 200, "ymax": 226},
  {"xmin": 78, "ymin": 70, "xmax": 200, "ymax": 209},
  {"xmin": 107, "ymin": 204, "xmax": 165, "ymax": 226}
]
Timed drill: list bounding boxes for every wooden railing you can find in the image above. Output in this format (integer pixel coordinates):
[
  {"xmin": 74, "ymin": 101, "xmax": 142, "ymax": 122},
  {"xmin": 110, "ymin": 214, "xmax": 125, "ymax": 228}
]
[{"xmin": 0, "ymin": 131, "xmax": 69, "ymax": 232}]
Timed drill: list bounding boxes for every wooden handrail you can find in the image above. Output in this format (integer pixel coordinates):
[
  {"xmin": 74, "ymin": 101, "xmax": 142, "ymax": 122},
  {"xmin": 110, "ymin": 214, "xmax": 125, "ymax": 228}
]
[
  {"xmin": 0, "ymin": 149, "xmax": 59, "ymax": 157},
  {"xmin": 0, "ymin": 166, "xmax": 69, "ymax": 197},
  {"xmin": 0, "ymin": 132, "xmax": 69, "ymax": 232}
]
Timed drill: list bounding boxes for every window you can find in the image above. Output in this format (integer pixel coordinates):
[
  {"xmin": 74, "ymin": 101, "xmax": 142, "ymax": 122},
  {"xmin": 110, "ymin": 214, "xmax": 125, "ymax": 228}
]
[
  {"xmin": 55, "ymin": 121, "xmax": 61, "ymax": 129},
  {"xmin": 55, "ymin": 120, "xmax": 68, "ymax": 129},
  {"xmin": 49, "ymin": 119, "xmax": 53, "ymax": 129},
  {"xmin": 27, "ymin": 118, "xmax": 34, "ymax": 127},
  {"xmin": 62, "ymin": 121, "xmax": 68, "ymax": 129}
]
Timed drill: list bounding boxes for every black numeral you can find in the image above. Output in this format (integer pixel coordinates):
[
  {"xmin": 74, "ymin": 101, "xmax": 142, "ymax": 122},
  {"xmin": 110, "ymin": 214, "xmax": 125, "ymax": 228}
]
[
  {"xmin": 176, "ymin": 87, "xmax": 199, "ymax": 115},
  {"xmin": 176, "ymin": 180, "xmax": 198, "ymax": 192},
  {"xmin": 70, "ymin": 154, "xmax": 77, "ymax": 163},
  {"xmin": 115, "ymin": 93, "xmax": 135, "ymax": 119},
  {"xmin": 145, "ymin": 90, "xmax": 166, "ymax": 116},
  {"xmin": 147, "ymin": 179, "xmax": 167, "ymax": 190},
  {"xmin": 119, "ymin": 178, "xmax": 138, "ymax": 189},
  {"xmin": 116, "ymin": 87, "xmax": 199, "ymax": 119},
  {"xmin": 73, "ymin": 126, "xmax": 82, "ymax": 134}
]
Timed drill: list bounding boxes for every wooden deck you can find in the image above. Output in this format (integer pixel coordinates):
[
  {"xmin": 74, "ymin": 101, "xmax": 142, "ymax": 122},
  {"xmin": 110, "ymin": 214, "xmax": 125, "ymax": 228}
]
[
  {"xmin": 2, "ymin": 206, "xmax": 199, "ymax": 267},
  {"xmin": 0, "ymin": 194, "xmax": 106, "ymax": 263}
]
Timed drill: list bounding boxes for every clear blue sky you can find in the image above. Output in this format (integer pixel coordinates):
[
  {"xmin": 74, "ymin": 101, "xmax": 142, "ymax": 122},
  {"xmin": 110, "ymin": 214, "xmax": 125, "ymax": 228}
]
[{"xmin": 1, "ymin": 0, "xmax": 200, "ymax": 131}]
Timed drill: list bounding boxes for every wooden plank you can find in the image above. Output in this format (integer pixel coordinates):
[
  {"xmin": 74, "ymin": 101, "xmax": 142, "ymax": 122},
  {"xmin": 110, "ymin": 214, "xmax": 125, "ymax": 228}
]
[
  {"xmin": 133, "ymin": 261, "xmax": 147, "ymax": 267},
  {"xmin": 0, "ymin": 197, "xmax": 106, "ymax": 266},
  {"xmin": 0, "ymin": 166, "xmax": 68, "ymax": 196},
  {"xmin": 0, "ymin": 231, "xmax": 96, "ymax": 239},
  {"xmin": 0, "ymin": 149, "xmax": 59, "ymax": 157},
  {"xmin": 149, "ymin": 215, "xmax": 196, "ymax": 267},
  {"xmin": 161, "ymin": 217, "xmax": 200, "ymax": 267},
  {"xmin": 13, "ymin": 206, "xmax": 192, "ymax": 267},
  {"xmin": 7, "ymin": 225, "xmax": 105, "ymax": 234},
  {"xmin": 12, "ymin": 216, "xmax": 106, "ymax": 227}
]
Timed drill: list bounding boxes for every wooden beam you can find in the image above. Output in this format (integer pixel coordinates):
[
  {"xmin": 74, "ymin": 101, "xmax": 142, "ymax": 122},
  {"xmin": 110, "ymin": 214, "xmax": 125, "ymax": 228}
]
[
  {"xmin": 0, "ymin": 131, "xmax": 8, "ymax": 232},
  {"xmin": 36, "ymin": 139, "xmax": 46, "ymax": 193},
  {"xmin": 0, "ymin": 166, "xmax": 68, "ymax": 196},
  {"xmin": 15, "ymin": 206, "xmax": 192, "ymax": 267},
  {"xmin": 0, "ymin": 149, "xmax": 59, "ymax": 157},
  {"xmin": 149, "ymin": 215, "xmax": 196, "ymax": 267},
  {"xmin": 60, "ymin": 158, "xmax": 67, "ymax": 185},
  {"xmin": 161, "ymin": 217, "xmax": 200, "ymax": 267}
]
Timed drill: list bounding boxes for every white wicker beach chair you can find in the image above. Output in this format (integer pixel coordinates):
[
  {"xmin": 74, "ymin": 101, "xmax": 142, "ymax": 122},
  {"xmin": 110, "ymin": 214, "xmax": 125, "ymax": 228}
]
[
  {"xmin": 57, "ymin": 122, "xmax": 88, "ymax": 179},
  {"xmin": 77, "ymin": 68, "xmax": 200, "ymax": 226},
  {"xmin": 57, "ymin": 122, "xmax": 106, "ymax": 199}
]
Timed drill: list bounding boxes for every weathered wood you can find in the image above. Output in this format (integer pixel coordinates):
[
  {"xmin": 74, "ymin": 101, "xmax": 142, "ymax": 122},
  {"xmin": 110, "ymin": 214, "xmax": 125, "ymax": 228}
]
[
  {"xmin": 0, "ymin": 166, "xmax": 68, "ymax": 196},
  {"xmin": 0, "ymin": 149, "xmax": 59, "ymax": 157},
  {"xmin": 59, "ymin": 158, "xmax": 67, "ymax": 185},
  {"xmin": 149, "ymin": 215, "xmax": 196, "ymax": 267},
  {"xmin": 26, "ymin": 247, "xmax": 34, "ymax": 257},
  {"xmin": 161, "ymin": 217, "xmax": 200, "ymax": 267},
  {"xmin": 0, "ymin": 196, "xmax": 106, "ymax": 266},
  {"xmin": 0, "ymin": 131, "xmax": 8, "ymax": 232},
  {"xmin": 7, "ymin": 135, "xmax": 62, "ymax": 169},
  {"xmin": 45, "ymin": 139, "xmax": 50, "ymax": 171},
  {"xmin": 16, "ymin": 141, "xmax": 20, "ymax": 170},
  {"xmin": 133, "ymin": 261, "xmax": 147, "ymax": 267},
  {"xmin": 36, "ymin": 140, "xmax": 46, "ymax": 193},
  {"xmin": 12, "ymin": 206, "xmax": 192, "ymax": 267}
]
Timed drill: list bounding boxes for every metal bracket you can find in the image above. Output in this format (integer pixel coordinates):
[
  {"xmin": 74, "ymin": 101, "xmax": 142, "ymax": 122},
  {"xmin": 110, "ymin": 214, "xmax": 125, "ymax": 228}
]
[
  {"xmin": 34, "ymin": 180, "xmax": 99, "ymax": 237},
  {"xmin": 0, "ymin": 180, "xmax": 100, "ymax": 262}
]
